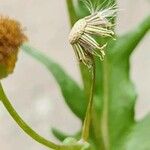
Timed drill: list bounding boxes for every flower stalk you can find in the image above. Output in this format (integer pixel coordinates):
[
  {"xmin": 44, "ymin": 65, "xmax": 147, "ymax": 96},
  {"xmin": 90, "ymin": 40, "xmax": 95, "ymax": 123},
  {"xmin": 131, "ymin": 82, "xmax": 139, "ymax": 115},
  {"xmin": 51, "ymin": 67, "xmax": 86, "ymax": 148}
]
[
  {"xmin": 0, "ymin": 83, "xmax": 61, "ymax": 150},
  {"xmin": 81, "ymin": 55, "xmax": 96, "ymax": 141}
]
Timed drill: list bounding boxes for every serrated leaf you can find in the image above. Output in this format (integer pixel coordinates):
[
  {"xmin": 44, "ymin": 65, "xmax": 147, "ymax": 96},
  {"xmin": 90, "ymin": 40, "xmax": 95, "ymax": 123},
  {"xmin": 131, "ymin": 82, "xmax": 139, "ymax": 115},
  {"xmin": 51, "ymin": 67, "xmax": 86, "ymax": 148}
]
[
  {"xmin": 93, "ymin": 16, "xmax": 150, "ymax": 148},
  {"xmin": 21, "ymin": 44, "xmax": 87, "ymax": 120},
  {"xmin": 108, "ymin": 16, "xmax": 150, "ymax": 59},
  {"xmin": 95, "ymin": 16, "xmax": 150, "ymax": 148},
  {"xmin": 114, "ymin": 114, "xmax": 150, "ymax": 150}
]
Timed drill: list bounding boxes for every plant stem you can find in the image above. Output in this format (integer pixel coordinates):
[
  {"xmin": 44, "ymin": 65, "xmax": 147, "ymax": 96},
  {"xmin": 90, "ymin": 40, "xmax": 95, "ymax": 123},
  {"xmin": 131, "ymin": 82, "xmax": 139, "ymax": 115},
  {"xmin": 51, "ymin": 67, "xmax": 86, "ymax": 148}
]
[
  {"xmin": 66, "ymin": 0, "xmax": 78, "ymax": 26},
  {"xmin": 81, "ymin": 56, "xmax": 96, "ymax": 141},
  {"xmin": 101, "ymin": 56, "xmax": 110, "ymax": 150},
  {"xmin": 0, "ymin": 83, "xmax": 61, "ymax": 150}
]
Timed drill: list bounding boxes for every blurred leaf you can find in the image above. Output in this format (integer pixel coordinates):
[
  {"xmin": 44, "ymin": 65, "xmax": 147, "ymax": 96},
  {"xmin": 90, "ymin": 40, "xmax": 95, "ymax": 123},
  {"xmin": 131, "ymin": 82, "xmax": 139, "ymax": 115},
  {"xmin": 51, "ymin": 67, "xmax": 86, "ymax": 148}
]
[
  {"xmin": 22, "ymin": 44, "xmax": 87, "ymax": 120},
  {"xmin": 52, "ymin": 128, "xmax": 81, "ymax": 142},
  {"xmin": 52, "ymin": 128, "xmax": 69, "ymax": 142},
  {"xmin": 66, "ymin": 0, "xmax": 78, "ymax": 26},
  {"xmin": 114, "ymin": 114, "xmax": 150, "ymax": 150}
]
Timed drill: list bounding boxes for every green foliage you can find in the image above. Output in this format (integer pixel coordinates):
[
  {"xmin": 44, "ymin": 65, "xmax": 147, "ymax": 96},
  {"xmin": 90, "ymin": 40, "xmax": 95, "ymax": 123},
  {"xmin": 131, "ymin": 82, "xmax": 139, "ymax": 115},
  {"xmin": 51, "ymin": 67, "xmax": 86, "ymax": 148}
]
[
  {"xmin": 17, "ymin": 0, "xmax": 150, "ymax": 150},
  {"xmin": 21, "ymin": 2, "xmax": 150, "ymax": 149},
  {"xmin": 115, "ymin": 114, "xmax": 150, "ymax": 150},
  {"xmin": 22, "ymin": 44, "xmax": 87, "ymax": 120}
]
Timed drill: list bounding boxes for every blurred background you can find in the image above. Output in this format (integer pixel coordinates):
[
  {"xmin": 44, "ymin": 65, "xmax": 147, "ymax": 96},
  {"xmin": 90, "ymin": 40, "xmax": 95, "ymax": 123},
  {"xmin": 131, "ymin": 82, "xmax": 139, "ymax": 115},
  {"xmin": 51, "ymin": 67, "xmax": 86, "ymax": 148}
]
[{"xmin": 0, "ymin": 0, "xmax": 150, "ymax": 150}]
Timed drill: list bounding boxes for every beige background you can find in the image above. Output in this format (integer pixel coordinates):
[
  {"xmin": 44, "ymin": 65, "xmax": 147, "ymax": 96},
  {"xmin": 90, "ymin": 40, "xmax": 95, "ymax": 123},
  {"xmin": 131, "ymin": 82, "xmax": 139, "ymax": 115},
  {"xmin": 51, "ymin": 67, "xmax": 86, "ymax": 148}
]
[{"xmin": 0, "ymin": 0, "xmax": 150, "ymax": 150}]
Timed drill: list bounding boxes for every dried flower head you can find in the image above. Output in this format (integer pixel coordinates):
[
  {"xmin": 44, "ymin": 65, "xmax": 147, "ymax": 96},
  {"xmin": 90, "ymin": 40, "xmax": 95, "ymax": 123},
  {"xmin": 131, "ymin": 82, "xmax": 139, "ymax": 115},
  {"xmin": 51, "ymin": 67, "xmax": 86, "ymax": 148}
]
[
  {"xmin": 0, "ymin": 16, "xmax": 27, "ymax": 79},
  {"xmin": 69, "ymin": 0, "xmax": 117, "ymax": 68}
]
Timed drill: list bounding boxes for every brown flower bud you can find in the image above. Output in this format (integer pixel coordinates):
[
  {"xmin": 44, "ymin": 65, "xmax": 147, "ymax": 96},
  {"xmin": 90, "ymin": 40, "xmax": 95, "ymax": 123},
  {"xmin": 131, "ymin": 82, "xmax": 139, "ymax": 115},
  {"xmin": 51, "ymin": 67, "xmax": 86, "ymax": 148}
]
[{"xmin": 0, "ymin": 16, "xmax": 27, "ymax": 79}]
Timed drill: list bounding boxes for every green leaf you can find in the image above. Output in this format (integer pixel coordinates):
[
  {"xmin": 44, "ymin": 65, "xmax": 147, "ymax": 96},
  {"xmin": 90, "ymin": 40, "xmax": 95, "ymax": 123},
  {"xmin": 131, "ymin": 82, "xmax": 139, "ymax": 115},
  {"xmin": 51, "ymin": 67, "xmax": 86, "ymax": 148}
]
[
  {"xmin": 96, "ymin": 16, "xmax": 150, "ymax": 148},
  {"xmin": 114, "ymin": 114, "xmax": 150, "ymax": 150},
  {"xmin": 109, "ymin": 16, "xmax": 150, "ymax": 59},
  {"xmin": 21, "ymin": 44, "xmax": 87, "ymax": 120},
  {"xmin": 52, "ymin": 128, "xmax": 69, "ymax": 142},
  {"xmin": 52, "ymin": 128, "xmax": 81, "ymax": 142},
  {"xmin": 94, "ymin": 16, "xmax": 150, "ymax": 148}
]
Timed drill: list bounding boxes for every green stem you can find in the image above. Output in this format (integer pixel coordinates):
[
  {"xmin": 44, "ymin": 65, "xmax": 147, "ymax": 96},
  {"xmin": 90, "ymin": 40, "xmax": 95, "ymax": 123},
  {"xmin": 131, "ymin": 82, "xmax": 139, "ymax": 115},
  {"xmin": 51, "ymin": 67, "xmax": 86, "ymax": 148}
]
[
  {"xmin": 0, "ymin": 83, "xmax": 61, "ymax": 150},
  {"xmin": 66, "ymin": 0, "xmax": 91, "ymax": 99},
  {"xmin": 91, "ymin": 110, "xmax": 104, "ymax": 149},
  {"xmin": 81, "ymin": 56, "xmax": 96, "ymax": 141},
  {"xmin": 101, "ymin": 57, "xmax": 110, "ymax": 150},
  {"xmin": 66, "ymin": 0, "xmax": 78, "ymax": 26}
]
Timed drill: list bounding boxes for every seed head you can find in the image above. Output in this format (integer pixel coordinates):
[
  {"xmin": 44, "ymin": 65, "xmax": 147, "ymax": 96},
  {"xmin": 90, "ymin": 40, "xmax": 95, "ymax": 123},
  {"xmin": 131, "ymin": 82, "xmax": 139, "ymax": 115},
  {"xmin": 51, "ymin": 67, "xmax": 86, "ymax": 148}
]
[
  {"xmin": 69, "ymin": 1, "xmax": 117, "ymax": 68},
  {"xmin": 0, "ymin": 16, "xmax": 27, "ymax": 79}
]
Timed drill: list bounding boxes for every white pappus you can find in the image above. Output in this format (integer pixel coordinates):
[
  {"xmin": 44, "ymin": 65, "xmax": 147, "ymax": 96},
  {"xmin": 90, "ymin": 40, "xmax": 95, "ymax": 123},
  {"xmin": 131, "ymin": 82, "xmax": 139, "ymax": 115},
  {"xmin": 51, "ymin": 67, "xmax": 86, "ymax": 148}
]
[{"xmin": 69, "ymin": 0, "xmax": 118, "ymax": 68}]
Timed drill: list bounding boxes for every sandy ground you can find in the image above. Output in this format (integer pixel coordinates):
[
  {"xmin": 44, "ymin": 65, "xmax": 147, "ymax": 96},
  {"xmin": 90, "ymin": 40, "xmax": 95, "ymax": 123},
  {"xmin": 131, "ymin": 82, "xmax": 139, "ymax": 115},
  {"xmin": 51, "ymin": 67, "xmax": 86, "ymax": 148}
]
[{"xmin": 0, "ymin": 0, "xmax": 150, "ymax": 150}]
